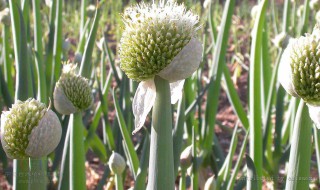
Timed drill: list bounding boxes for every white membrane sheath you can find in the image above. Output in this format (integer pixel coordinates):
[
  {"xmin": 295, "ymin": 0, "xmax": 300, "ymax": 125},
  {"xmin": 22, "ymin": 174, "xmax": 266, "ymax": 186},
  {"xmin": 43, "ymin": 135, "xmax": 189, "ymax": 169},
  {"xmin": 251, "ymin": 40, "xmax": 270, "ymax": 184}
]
[{"xmin": 132, "ymin": 79, "xmax": 156, "ymax": 134}]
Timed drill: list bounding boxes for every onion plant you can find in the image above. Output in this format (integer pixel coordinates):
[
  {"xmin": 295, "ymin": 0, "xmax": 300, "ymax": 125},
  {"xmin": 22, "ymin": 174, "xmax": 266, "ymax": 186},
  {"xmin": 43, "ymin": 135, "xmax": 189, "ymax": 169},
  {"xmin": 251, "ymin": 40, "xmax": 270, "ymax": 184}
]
[
  {"xmin": 0, "ymin": 0, "xmax": 320, "ymax": 190},
  {"xmin": 119, "ymin": 1, "xmax": 202, "ymax": 189}
]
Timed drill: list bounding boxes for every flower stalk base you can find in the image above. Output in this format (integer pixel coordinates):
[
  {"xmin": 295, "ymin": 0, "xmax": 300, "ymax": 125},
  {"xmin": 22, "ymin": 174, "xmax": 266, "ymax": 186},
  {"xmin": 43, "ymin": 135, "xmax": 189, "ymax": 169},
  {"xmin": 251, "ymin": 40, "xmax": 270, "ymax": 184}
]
[{"xmin": 147, "ymin": 76, "xmax": 174, "ymax": 190}]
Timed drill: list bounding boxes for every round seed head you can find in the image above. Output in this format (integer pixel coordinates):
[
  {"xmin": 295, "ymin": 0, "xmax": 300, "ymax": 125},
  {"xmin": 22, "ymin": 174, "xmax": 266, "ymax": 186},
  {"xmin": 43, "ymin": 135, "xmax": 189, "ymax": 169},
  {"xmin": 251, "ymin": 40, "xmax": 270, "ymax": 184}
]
[
  {"xmin": 108, "ymin": 151, "xmax": 126, "ymax": 174},
  {"xmin": 279, "ymin": 25, "xmax": 320, "ymax": 105},
  {"xmin": 119, "ymin": 0, "xmax": 200, "ymax": 81},
  {"xmin": 0, "ymin": 99, "xmax": 62, "ymax": 159},
  {"xmin": 54, "ymin": 63, "xmax": 93, "ymax": 115}
]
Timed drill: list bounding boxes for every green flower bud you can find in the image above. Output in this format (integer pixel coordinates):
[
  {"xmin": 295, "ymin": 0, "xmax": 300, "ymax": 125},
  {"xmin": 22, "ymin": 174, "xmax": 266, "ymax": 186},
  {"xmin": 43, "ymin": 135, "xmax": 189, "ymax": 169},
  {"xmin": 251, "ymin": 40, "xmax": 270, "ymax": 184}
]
[
  {"xmin": 279, "ymin": 24, "xmax": 320, "ymax": 105},
  {"xmin": 204, "ymin": 176, "xmax": 216, "ymax": 190},
  {"xmin": 119, "ymin": 0, "xmax": 200, "ymax": 81},
  {"xmin": 53, "ymin": 64, "xmax": 93, "ymax": 115},
  {"xmin": 108, "ymin": 151, "xmax": 126, "ymax": 174},
  {"xmin": 180, "ymin": 145, "xmax": 192, "ymax": 168},
  {"xmin": 0, "ymin": 99, "xmax": 62, "ymax": 159}
]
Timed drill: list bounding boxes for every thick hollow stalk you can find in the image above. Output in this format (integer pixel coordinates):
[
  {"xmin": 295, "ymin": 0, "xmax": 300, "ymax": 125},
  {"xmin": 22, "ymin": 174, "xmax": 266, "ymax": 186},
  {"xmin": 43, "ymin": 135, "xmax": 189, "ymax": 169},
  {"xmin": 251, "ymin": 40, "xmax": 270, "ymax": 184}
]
[
  {"xmin": 115, "ymin": 174, "xmax": 123, "ymax": 190},
  {"xmin": 285, "ymin": 101, "xmax": 312, "ymax": 190},
  {"xmin": 80, "ymin": 0, "xmax": 87, "ymax": 37},
  {"xmin": 70, "ymin": 113, "xmax": 86, "ymax": 190},
  {"xmin": 147, "ymin": 76, "xmax": 174, "ymax": 190},
  {"xmin": 32, "ymin": 0, "xmax": 46, "ymax": 104},
  {"xmin": 2, "ymin": 26, "xmax": 13, "ymax": 97},
  {"xmin": 13, "ymin": 159, "xmax": 29, "ymax": 190},
  {"xmin": 29, "ymin": 158, "xmax": 47, "ymax": 190},
  {"xmin": 179, "ymin": 168, "xmax": 187, "ymax": 190}
]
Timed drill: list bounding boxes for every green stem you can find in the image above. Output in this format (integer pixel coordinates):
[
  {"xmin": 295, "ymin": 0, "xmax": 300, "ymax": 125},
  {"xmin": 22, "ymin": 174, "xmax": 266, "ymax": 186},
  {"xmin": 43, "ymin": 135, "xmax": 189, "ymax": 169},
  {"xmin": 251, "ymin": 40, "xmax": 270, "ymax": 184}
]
[
  {"xmin": 115, "ymin": 174, "xmax": 123, "ymax": 190},
  {"xmin": 191, "ymin": 125, "xmax": 198, "ymax": 189},
  {"xmin": 32, "ymin": 0, "xmax": 46, "ymax": 104},
  {"xmin": 147, "ymin": 76, "xmax": 174, "ymax": 190},
  {"xmin": 285, "ymin": 101, "xmax": 312, "ymax": 190},
  {"xmin": 13, "ymin": 159, "xmax": 29, "ymax": 190},
  {"xmin": 29, "ymin": 158, "xmax": 47, "ymax": 190},
  {"xmin": 2, "ymin": 26, "xmax": 14, "ymax": 97},
  {"xmin": 80, "ymin": 0, "xmax": 87, "ymax": 37},
  {"xmin": 179, "ymin": 168, "xmax": 186, "ymax": 190},
  {"xmin": 70, "ymin": 113, "xmax": 86, "ymax": 190}
]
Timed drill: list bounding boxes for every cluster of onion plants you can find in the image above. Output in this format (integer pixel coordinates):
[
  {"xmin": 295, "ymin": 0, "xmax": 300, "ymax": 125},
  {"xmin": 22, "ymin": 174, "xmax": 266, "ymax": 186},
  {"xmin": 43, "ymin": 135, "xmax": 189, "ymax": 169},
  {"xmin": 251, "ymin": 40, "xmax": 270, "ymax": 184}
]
[{"xmin": 0, "ymin": 0, "xmax": 319, "ymax": 190}]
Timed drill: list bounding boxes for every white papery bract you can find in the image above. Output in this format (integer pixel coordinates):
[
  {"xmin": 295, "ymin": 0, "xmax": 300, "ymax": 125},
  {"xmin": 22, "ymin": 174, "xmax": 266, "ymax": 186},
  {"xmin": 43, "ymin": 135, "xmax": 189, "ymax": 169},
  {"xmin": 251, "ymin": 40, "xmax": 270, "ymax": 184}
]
[
  {"xmin": 307, "ymin": 104, "xmax": 320, "ymax": 129},
  {"xmin": 120, "ymin": 0, "xmax": 203, "ymax": 133}
]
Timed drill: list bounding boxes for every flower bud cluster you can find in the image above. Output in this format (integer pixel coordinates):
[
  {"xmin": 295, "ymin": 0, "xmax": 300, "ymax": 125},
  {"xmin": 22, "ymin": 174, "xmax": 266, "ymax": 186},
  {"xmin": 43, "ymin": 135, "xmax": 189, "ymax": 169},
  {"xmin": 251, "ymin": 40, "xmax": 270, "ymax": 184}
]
[
  {"xmin": 54, "ymin": 64, "xmax": 93, "ymax": 115},
  {"xmin": 120, "ymin": 0, "xmax": 199, "ymax": 81},
  {"xmin": 279, "ymin": 24, "xmax": 320, "ymax": 129},
  {"xmin": 1, "ymin": 99, "xmax": 61, "ymax": 159}
]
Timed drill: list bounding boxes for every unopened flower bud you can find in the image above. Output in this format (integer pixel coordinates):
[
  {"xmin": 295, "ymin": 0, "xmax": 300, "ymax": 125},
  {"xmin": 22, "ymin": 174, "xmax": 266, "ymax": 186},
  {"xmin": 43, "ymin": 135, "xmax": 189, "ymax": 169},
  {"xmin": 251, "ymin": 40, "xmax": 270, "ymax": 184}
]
[
  {"xmin": 250, "ymin": 5, "xmax": 259, "ymax": 20},
  {"xmin": 310, "ymin": 0, "xmax": 320, "ymax": 11},
  {"xmin": 297, "ymin": 5, "xmax": 304, "ymax": 17},
  {"xmin": 62, "ymin": 39, "xmax": 71, "ymax": 52},
  {"xmin": 0, "ymin": 99, "xmax": 62, "ymax": 159},
  {"xmin": 203, "ymin": 0, "xmax": 212, "ymax": 9},
  {"xmin": 0, "ymin": 8, "xmax": 10, "ymax": 26},
  {"xmin": 74, "ymin": 52, "xmax": 82, "ymax": 64},
  {"xmin": 273, "ymin": 32, "xmax": 291, "ymax": 49},
  {"xmin": 53, "ymin": 63, "xmax": 93, "ymax": 115},
  {"xmin": 278, "ymin": 24, "xmax": 320, "ymax": 105},
  {"xmin": 45, "ymin": 0, "xmax": 52, "ymax": 7},
  {"xmin": 86, "ymin": 5, "xmax": 96, "ymax": 18},
  {"xmin": 108, "ymin": 151, "xmax": 126, "ymax": 174},
  {"xmin": 0, "ymin": 0, "xmax": 6, "ymax": 11},
  {"xmin": 316, "ymin": 11, "xmax": 320, "ymax": 23},
  {"xmin": 180, "ymin": 145, "xmax": 193, "ymax": 168},
  {"xmin": 204, "ymin": 176, "xmax": 216, "ymax": 190}
]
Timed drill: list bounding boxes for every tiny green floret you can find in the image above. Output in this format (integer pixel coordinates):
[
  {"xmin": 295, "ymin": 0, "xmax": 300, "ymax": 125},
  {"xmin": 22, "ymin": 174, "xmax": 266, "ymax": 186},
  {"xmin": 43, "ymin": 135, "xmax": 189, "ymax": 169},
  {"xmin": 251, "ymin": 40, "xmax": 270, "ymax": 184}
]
[{"xmin": 119, "ymin": 0, "xmax": 199, "ymax": 81}]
